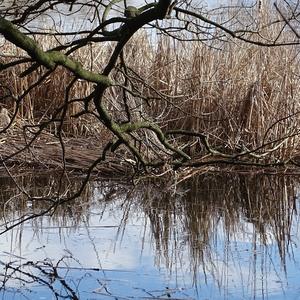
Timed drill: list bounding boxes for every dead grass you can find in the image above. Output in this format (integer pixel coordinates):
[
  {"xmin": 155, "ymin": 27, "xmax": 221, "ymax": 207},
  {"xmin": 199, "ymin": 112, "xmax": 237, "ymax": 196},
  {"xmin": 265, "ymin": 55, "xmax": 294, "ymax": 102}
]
[
  {"xmin": 0, "ymin": 6, "xmax": 299, "ymax": 163},
  {"xmin": 143, "ymin": 38, "xmax": 300, "ymax": 160}
]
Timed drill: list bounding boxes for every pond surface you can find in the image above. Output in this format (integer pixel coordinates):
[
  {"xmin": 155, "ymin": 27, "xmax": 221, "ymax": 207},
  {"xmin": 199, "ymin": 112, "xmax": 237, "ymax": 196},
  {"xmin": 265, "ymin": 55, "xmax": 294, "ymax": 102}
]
[{"xmin": 0, "ymin": 173, "xmax": 300, "ymax": 299}]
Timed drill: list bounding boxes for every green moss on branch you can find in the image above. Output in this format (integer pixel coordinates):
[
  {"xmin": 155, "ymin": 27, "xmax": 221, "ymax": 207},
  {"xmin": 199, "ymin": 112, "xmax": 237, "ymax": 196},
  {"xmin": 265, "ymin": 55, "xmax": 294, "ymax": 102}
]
[
  {"xmin": 119, "ymin": 121, "xmax": 191, "ymax": 161},
  {"xmin": 49, "ymin": 51, "xmax": 111, "ymax": 85},
  {"xmin": 0, "ymin": 17, "xmax": 112, "ymax": 86},
  {"xmin": 0, "ymin": 17, "xmax": 55, "ymax": 69}
]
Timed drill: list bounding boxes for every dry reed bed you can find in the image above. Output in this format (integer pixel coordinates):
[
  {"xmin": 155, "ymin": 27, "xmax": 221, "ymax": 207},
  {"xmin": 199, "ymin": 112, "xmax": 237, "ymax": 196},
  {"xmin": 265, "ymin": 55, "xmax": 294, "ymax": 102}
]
[
  {"xmin": 143, "ymin": 38, "xmax": 300, "ymax": 159},
  {"xmin": 0, "ymin": 132, "xmax": 132, "ymax": 176},
  {"xmin": 0, "ymin": 14, "xmax": 300, "ymax": 166}
]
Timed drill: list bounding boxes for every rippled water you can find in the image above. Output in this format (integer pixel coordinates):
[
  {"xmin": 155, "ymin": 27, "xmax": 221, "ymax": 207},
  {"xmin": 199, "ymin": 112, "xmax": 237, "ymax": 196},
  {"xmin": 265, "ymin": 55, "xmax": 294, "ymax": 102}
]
[{"xmin": 0, "ymin": 173, "xmax": 299, "ymax": 299}]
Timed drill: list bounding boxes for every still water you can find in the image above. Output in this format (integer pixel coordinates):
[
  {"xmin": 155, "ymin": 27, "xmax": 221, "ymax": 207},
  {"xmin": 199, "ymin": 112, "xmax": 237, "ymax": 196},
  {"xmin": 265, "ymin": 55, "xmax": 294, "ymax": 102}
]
[{"xmin": 0, "ymin": 173, "xmax": 299, "ymax": 299}]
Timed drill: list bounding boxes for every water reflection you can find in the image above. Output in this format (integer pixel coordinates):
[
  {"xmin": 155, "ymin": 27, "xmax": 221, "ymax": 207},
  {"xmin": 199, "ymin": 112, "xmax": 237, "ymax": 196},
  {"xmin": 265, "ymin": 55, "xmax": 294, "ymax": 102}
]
[{"xmin": 0, "ymin": 172, "xmax": 299, "ymax": 299}]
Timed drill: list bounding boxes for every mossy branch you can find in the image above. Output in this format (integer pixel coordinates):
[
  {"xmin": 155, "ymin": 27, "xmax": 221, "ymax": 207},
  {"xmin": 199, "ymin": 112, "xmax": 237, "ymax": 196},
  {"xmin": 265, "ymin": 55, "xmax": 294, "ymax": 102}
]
[
  {"xmin": 92, "ymin": 92, "xmax": 147, "ymax": 165},
  {"xmin": 165, "ymin": 129, "xmax": 223, "ymax": 156},
  {"xmin": 0, "ymin": 17, "xmax": 112, "ymax": 86},
  {"xmin": 0, "ymin": 17, "xmax": 55, "ymax": 68},
  {"xmin": 119, "ymin": 121, "xmax": 191, "ymax": 161},
  {"xmin": 93, "ymin": 88, "xmax": 190, "ymax": 165},
  {"xmin": 48, "ymin": 51, "xmax": 111, "ymax": 85}
]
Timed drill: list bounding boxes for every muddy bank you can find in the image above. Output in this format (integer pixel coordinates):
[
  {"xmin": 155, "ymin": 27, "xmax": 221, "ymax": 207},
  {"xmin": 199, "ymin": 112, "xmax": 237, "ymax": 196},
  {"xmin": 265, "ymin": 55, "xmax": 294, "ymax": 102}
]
[
  {"xmin": 1, "ymin": 132, "xmax": 300, "ymax": 180},
  {"xmin": 0, "ymin": 132, "xmax": 133, "ymax": 176}
]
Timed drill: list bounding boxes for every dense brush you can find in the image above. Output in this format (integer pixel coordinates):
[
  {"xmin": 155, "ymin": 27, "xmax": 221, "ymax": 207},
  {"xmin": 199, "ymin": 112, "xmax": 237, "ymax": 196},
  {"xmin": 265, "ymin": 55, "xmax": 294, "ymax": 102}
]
[{"xmin": 0, "ymin": 8, "xmax": 299, "ymax": 162}]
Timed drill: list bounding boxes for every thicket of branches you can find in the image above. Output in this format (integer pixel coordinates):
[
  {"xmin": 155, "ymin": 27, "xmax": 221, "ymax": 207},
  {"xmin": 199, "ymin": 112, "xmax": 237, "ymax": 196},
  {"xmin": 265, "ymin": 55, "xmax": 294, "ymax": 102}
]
[
  {"xmin": 0, "ymin": 0, "xmax": 300, "ymax": 168},
  {"xmin": 0, "ymin": 0, "xmax": 300, "ymax": 230}
]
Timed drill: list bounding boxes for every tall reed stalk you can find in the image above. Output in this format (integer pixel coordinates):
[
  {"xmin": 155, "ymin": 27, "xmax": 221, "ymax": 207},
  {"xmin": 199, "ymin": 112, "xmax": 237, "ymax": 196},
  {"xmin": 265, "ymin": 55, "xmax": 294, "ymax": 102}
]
[{"xmin": 0, "ymin": 5, "xmax": 299, "ymax": 161}]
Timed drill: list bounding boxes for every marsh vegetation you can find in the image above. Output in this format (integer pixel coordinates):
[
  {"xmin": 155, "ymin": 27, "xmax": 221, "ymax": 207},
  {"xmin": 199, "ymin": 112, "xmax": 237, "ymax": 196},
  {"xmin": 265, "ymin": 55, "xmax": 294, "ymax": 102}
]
[
  {"xmin": 0, "ymin": 1, "xmax": 300, "ymax": 298},
  {"xmin": 0, "ymin": 0, "xmax": 300, "ymax": 173}
]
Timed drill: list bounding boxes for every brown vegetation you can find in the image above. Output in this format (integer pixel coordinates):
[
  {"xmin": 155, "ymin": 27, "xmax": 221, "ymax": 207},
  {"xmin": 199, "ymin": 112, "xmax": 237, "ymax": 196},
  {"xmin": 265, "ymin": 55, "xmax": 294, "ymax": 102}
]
[
  {"xmin": 1, "ymin": 32, "xmax": 300, "ymax": 165},
  {"xmin": 0, "ymin": 3, "xmax": 300, "ymax": 173}
]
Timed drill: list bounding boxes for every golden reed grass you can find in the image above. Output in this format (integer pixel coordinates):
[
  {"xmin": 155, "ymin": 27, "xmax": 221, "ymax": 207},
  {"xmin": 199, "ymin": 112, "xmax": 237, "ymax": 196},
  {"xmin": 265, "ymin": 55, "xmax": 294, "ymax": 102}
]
[
  {"xmin": 144, "ymin": 37, "xmax": 300, "ymax": 160},
  {"xmin": 0, "ymin": 7, "xmax": 299, "ymax": 162}
]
